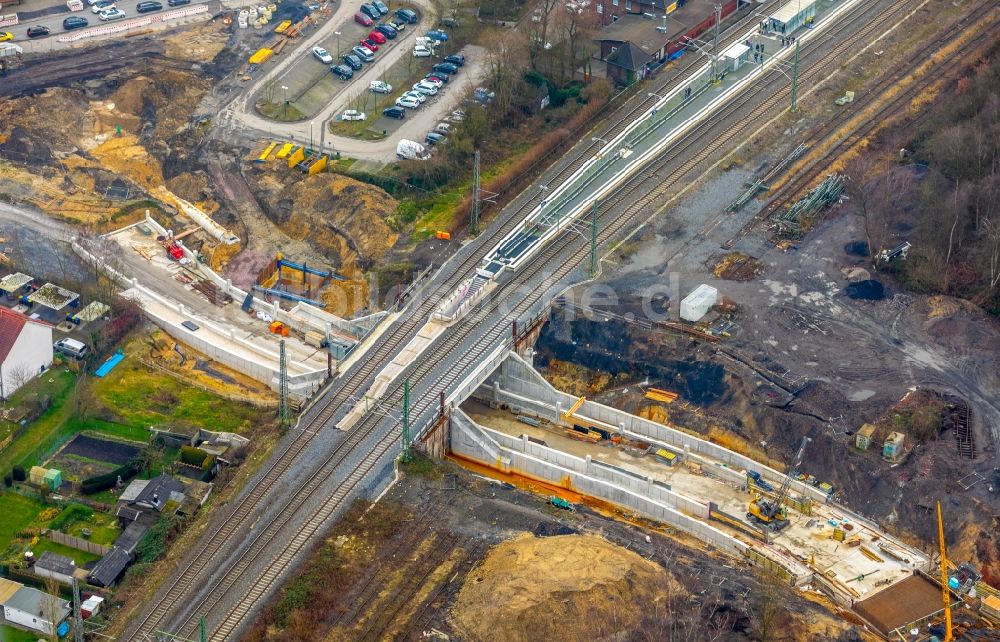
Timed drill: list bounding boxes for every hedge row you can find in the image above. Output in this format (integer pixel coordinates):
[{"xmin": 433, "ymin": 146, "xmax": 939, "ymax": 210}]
[{"xmin": 81, "ymin": 461, "xmax": 138, "ymax": 495}]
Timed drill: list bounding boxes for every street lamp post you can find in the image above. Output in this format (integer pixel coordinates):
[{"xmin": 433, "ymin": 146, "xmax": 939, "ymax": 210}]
[
  {"xmin": 334, "ymin": 31, "xmax": 341, "ymax": 58},
  {"xmin": 281, "ymin": 85, "xmax": 289, "ymax": 118},
  {"xmin": 309, "ymin": 120, "xmax": 315, "ymax": 152}
]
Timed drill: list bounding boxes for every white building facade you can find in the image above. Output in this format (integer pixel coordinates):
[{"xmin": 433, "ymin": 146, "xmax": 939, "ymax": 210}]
[{"xmin": 0, "ymin": 307, "xmax": 54, "ymax": 399}]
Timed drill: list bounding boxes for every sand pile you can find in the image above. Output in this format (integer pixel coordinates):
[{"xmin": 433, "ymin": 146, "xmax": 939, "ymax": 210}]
[
  {"xmin": 251, "ymin": 172, "xmax": 399, "ymax": 266},
  {"xmin": 450, "ymin": 534, "xmax": 675, "ymax": 642}
]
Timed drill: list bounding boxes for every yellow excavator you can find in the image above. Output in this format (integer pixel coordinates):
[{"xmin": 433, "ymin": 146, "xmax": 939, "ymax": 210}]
[{"xmin": 747, "ymin": 436, "xmax": 810, "ymax": 532}]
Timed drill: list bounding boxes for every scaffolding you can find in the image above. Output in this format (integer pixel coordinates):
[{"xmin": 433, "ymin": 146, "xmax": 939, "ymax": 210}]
[{"xmin": 773, "ymin": 174, "xmax": 844, "ymax": 236}]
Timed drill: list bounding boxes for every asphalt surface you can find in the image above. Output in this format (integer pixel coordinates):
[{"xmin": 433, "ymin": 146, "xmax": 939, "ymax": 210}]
[
  {"xmin": 1, "ymin": 0, "xmax": 213, "ymax": 47},
  {"xmin": 217, "ymin": 0, "xmax": 490, "ymax": 162}
]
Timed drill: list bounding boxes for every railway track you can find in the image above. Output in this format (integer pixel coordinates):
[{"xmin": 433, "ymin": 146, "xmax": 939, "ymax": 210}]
[
  {"xmin": 122, "ymin": 5, "xmax": 792, "ymax": 640},
  {"xmin": 180, "ymin": 3, "xmax": 933, "ymax": 637},
  {"xmin": 132, "ymin": 1, "xmax": 953, "ymax": 638},
  {"xmin": 722, "ymin": 0, "xmax": 1000, "ymax": 249}
]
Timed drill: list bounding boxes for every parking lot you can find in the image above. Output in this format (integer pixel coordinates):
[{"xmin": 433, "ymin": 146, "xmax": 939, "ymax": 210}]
[{"xmin": 257, "ymin": 3, "xmax": 433, "ymax": 120}]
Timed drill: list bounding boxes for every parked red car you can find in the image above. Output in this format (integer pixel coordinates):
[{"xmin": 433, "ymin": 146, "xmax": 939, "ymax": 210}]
[
  {"xmin": 361, "ymin": 38, "xmax": 378, "ymax": 51},
  {"xmin": 354, "ymin": 11, "xmax": 373, "ymax": 27},
  {"xmin": 367, "ymin": 30, "xmax": 386, "ymax": 44}
]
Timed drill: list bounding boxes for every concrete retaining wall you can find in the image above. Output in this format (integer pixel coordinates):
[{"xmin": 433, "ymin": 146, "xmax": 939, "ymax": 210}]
[
  {"xmin": 71, "ymin": 241, "xmax": 325, "ymax": 396},
  {"xmin": 451, "ymin": 413, "xmax": 736, "ymax": 552},
  {"xmin": 476, "ymin": 352, "xmax": 827, "ymax": 505}
]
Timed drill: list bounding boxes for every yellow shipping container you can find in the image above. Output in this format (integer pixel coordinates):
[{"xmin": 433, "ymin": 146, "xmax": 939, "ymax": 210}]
[{"xmin": 248, "ymin": 48, "xmax": 273, "ymax": 65}]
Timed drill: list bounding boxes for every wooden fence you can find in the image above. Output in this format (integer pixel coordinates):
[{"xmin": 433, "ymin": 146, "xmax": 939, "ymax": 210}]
[{"xmin": 47, "ymin": 531, "xmax": 110, "ymax": 556}]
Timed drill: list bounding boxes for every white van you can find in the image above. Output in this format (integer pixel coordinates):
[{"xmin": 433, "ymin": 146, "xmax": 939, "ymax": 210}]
[{"xmin": 54, "ymin": 338, "xmax": 89, "ymax": 359}]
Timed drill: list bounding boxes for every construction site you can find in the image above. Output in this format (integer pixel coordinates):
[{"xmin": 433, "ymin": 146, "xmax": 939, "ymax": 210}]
[{"xmin": 0, "ymin": 0, "xmax": 999, "ymax": 640}]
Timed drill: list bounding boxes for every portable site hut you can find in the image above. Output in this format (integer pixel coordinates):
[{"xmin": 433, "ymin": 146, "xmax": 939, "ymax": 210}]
[
  {"xmin": 722, "ymin": 42, "xmax": 750, "ymax": 72},
  {"xmin": 883, "ymin": 431, "xmax": 905, "ymax": 461},
  {"xmin": 765, "ymin": 0, "xmax": 816, "ymax": 35},
  {"xmin": 855, "ymin": 423, "xmax": 877, "ymax": 451},
  {"xmin": 680, "ymin": 284, "xmax": 718, "ymax": 322}
]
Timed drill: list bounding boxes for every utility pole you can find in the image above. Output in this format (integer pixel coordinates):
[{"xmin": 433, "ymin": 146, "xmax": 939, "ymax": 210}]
[
  {"xmin": 278, "ymin": 340, "xmax": 290, "ymax": 428},
  {"xmin": 72, "ymin": 577, "xmax": 83, "ymax": 642},
  {"xmin": 471, "ymin": 149, "xmax": 481, "ymax": 235},
  {"xmin": 401, "ymin": 378, "xmax": 411, "ymax": 462},
  {"xmin": 590, "ymin": 199, "xmax": 599, "ymax": 277},
  {"xmin": 712, "ymin": 4, "xmax": 722, "ymax": 83},
  {"xmin": 790, "ymin": 38, "xmax": 800, "ymax": 112}
]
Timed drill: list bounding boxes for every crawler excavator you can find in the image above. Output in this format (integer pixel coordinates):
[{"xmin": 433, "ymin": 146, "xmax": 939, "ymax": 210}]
[{"xmin": 747, "ymin": 436, "xmax": 810, "ymax": 532}]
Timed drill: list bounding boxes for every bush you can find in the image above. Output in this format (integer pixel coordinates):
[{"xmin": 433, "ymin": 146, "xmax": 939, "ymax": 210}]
[
  {"xmin": 12, "ymin": 465, "xmax": 26, "ymax": 482},
  {"xmin": 3, "ymin": 474, "xmax": 11, "ymax": 487},
  {"xmin": 81, "ymin": 461, "xmax": 138, "ymax": 495},
  {"xmin": 49, "ymin": 503, "xmax": 94, "ymax": 530},
  {"xmin": 180, "ymin": 445, "xmax": 210, "ymax": 467}
]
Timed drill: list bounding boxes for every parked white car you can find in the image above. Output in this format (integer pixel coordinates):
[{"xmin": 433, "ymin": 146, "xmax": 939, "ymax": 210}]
[
  {"xmin": 98, "ymin": 8, "xmax": 125, "ymax": 20},
  {"xmin": 433, "ymin": 122, "xmax": 452, "ymax": 135},
  {"xmin": 369, "ymin": 80, "xmax": 392, "ymax": 94},
  {"xmin": 92, "ymin": 1, "xmax": 115, "ymax": 13},
  {"xmin": 312, "ymin": 46, "xmax": 333, "ymax": 64},
  {"xmin": 395, "ymin": 95, "xmax": 421, "ymax": 109},
  {"xmin": 402, "ymin": 90, "xmax": 427, "ymax": 104},
  {"xmin": 341, "ymin": 109, "xmax": 367, "ymax": 121},
  {"xmin": 412, "ymin": 81, "xmax": 438, "ymax": 95},
  {"xmin": 412, "ymin": 45, "xmax": 432, "ymax": 58}
]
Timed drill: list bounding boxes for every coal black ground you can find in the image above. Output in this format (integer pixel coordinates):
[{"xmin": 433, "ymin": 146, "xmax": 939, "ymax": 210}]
[
  {"xmin": 844, "ymin": 240, "xmax": 869, "ymax": 257},
  {"xmin": 845, "ymin": 279, "xmax": 886, "ymax": 300},
  {"xmin": 62, "ymin": 434, "xmax": 141, "ymax": 466},
  {"xmin": 535, "ymin": 310, "xmax": 727, "ymax": 405}
]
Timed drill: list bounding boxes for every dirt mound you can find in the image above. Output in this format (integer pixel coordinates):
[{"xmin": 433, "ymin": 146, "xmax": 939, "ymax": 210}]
[
  {"xmin": 450, "ymin": 534, "xmax": 674, "ymax": 642},
  {"xmin": 251, "ymin": 172, "xmax": 399, "ymax": 266},
  {"xmin": 713, "ymin": 252, "xmax": 764, "ymax": 281}
]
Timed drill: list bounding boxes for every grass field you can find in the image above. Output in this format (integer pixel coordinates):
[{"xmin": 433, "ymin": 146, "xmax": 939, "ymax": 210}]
[
  {"xmin": 0, "ymin": 492, "xmax": 44, "ymax": 552},
  {"xmin": 1, "ymin": 624, "xmax": 41, "ymax": 642},
  {"xmin": 92, "ymin": 359, "xmax": 258, "ymax": 434},
  {"xmin": 0, "ymin": 369, "xmax": 78, "ymax": 472},
  {"xmin": 31, "ymin": 538, "xmax": 101, "ymax": 566}
]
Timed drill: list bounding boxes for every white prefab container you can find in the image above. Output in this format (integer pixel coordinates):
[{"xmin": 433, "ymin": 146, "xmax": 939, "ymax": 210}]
[{"xmin": 680, "ymin": 284, "xmax": 718, "ymax": 322}]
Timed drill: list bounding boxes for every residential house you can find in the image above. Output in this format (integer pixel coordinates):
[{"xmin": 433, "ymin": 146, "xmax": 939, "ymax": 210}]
[
  {"xmin": 33, "ymin": 551, "xmax": 76, "ymax": 585},
  {"xmin": 594, "ymin": 0, "xmax": 740, "ymax": 84},
  {"xmin": 119, "ymin": 474, "xmax": 186, "ymax": 513},
  {"xmin": 114, "ymin": 520, "xmax": 150, "ymax": 557},
  {"xmin": 88, "ymin": 547, "xmax": 132, "ymax": 588},
  {"xmin": 1, "ymin": 585, "xmax": 71, "ymax": 636},
  {"xmin": 0, "ymin": 306, "xmax": 54, "ymax": 399}
]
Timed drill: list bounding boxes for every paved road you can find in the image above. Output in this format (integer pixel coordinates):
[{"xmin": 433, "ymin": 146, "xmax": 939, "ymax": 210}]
[{"xmin": 2, "ymin": 0, "xmax": 213, "ymax": 50}]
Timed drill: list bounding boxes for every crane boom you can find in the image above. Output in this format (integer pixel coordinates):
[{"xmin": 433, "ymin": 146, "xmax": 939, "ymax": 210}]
[
  {"xmin": 936, "ymin": 501, "xmax": 953, "ymax": 642},
  {"xmin": 774, "ymin": 436, "xmax": 811, "ymax": 510}
]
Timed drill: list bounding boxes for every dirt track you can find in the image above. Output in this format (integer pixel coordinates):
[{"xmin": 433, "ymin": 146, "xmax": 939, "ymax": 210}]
[{"xmin": 0, "ymin": 40, "xmax": 175, "ymax": 98}]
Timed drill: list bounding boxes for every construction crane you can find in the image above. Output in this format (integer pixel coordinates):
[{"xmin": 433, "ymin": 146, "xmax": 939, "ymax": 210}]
[
  {"xmin": 747, "ymin": 436, "xmax": 810, "ymax": 532},
  {"xmin": 936, "ymin": 501, "xmax": 953, "ymax": 642}
]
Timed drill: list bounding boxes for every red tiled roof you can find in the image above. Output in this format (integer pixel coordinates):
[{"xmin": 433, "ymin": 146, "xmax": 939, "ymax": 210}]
[{"xmin": 0, "ymin": 306, "xmax": 50, "ymax": 363}]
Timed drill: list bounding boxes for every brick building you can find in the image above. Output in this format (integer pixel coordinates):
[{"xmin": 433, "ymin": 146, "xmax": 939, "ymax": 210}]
[{"xmin": 595, "ymin": 0, "xmax": 742, "ymax": 85}]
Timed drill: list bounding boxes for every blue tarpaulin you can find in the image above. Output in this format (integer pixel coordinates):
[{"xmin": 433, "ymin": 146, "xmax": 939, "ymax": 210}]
[{"xmin": 94, "ymin": 350, "xmax": 125, "ymax": 377}]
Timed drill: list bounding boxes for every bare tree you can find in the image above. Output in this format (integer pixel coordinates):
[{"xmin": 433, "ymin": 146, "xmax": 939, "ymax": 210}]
[
  {"xmin": 525, "ymin": 0, "xmax": 559, "ymax": 70},
  {"xmin": 557, "ymin": 0, "xmax": 600, "ymax": 85},
  {"xmin": 981, "ymin": 216, "xmax": 1000, "ymax": 290},
  {"xmin": 482, "ymin": 28, "xmax": 529, "ymax": 116}
]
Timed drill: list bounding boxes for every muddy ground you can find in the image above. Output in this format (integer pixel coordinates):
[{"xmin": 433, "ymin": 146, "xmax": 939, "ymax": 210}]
[
  {"xmin": 243, "ymin": 455, "xmax": 869, "ymax": 642},
  {"xmin": 532, "ymin": 173, "xmax": 1000, "ymax": 587}
]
